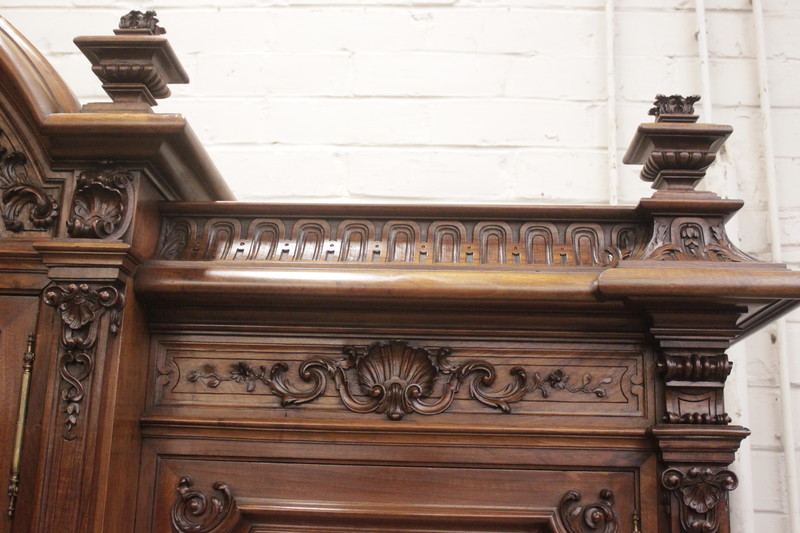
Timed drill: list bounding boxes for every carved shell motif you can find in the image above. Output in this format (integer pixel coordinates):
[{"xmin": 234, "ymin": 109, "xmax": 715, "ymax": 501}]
[{"xmin": 353, "ymin": 341, "xmax": 439, "ymax": 419}]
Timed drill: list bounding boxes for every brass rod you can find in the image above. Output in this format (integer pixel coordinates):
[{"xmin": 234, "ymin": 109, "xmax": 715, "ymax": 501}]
[{"xmin": 7, "ymin": 334, "xmax": 35, "ymax": 520}]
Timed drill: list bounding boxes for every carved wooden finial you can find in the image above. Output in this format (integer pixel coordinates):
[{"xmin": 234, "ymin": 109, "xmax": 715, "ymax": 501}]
[
  {"xmin": 648, "ymin": 94, "xmax": 701, "ymax": 123},
  {"xmin": 623, "ymin": 93, "xmax": 732, "ymax": 196},
  {"xmin": 115, "ymin": 10, "xmax": 166, "ymax": 35},
  {"xmin": 74, "ymin": 11, "xmax": 188, "ymax": 113}
]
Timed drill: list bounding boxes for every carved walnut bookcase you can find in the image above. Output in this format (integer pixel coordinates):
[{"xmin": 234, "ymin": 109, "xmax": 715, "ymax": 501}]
[{"xmin": 1, "ymin": 13, "xmax": 798, "ymax": 533}]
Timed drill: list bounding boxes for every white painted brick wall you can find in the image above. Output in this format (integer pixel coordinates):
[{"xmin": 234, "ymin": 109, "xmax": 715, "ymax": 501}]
[{"xmin": 4, "ymin": 1, "xmax": 799, "ymax": 529}]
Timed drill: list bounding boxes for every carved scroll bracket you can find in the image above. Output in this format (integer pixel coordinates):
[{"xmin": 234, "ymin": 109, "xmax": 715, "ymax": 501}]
[
  {"xmin": 0, "ymin": 128, "xmax": 58, "ymax": 233},
  {"xmin": 66, "ymin": 169, "xmax": 135, "ymax": 240},
  {"xmin": 43, "ymin": 282, "xmax": 125, "ymax": 440},
  {"xmin": 172, "ymin": 477, "xmax": 240, "ymax": 533},
  {"xmin": 558, "ymin": 489, "xmax": 620, "ymax": 533}
]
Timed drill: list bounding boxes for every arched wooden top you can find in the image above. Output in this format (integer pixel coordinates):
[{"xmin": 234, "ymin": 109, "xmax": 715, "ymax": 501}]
[{"xmin": 0, "ymin": 17, "xmax": 80, "ymax": 122}]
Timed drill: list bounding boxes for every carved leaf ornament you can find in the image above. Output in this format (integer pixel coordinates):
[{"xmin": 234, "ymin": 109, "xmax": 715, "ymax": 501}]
[
  {"xmin": 0, "ymin": 129, "xmax": 58, "ymax": 232},
  {"xmin": 187, "ymin": 340, "xmax": 612, "ymax": 420},
  {"xmin": 44, "ymin": 283, "xmax": 125, "ymax": 439},
  {"xmin": 662, "ymin": 467, "xmax": 738, "ymax": 533}
]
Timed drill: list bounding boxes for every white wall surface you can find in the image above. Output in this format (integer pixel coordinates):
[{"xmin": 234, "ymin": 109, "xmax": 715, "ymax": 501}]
[{"xmin": 3, "ymin": 0, "xmax": 799, "ymax": 530}]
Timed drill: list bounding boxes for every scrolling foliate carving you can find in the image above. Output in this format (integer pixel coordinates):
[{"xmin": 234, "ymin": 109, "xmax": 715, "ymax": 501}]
[
  {"xmin": 186, "ymin": 341, "xmax": 613, "ymax": 419},
  {"xmin": 0, "ymin": 129, "xmax": 58, "ymax": 232},
  {"xmin": 558, "ymin": 489, "xmax": 619, "ymax": 533},
  {"xmin": 66, "ymin": 169, "xmax": 135, "ymax": 239},
  {"xmin": 172, "ymin": 478, "xmax": 238, "ymax": 533},
  {"xmin": 662, "ymin": 467, "xmax": 737, "ymax": 533},
  {"xmin": 43, "ymin": 283, "xmax": 125, "ymax": 440}
]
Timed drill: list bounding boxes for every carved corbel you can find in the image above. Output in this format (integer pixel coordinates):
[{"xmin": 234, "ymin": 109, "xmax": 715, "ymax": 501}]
[
  {"xmin": 657, "ymin": 351, "xmax": 732, "ymax": 425},
  {"xmin": 66, "ymin": 169, "xmax": 135, "ymax": 239},
  {"xmin": 43, "ymin": 282, "xmax": 125, "ymax": 440},
  {"xmin": 0, "ymin": 129, "xmax": 58, "ymax": 233},
  {"xmin": 172, "ymin": 478, "xmax": 240, "ymax": 533}
]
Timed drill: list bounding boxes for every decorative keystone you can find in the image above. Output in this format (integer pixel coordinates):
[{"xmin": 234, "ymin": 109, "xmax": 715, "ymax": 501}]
[
  {"xmin": 74, "ymin": 10, "xmax": 188, "ymax": 112},
  {"xmin": 623, "ymin": 95, "xmax": 732, "ymax": 196}
]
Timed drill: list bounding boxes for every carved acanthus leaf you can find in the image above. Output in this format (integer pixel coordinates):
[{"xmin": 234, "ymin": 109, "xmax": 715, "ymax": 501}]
[
  {"xmin": 558, "ymin": 489, "xmax": 619, "ymax": 533},
  {"xmin": 186, "ymin": 341, "xmax": 614, "ymax": 419}
]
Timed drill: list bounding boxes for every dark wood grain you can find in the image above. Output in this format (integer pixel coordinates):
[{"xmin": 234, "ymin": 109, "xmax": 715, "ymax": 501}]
[{"xmin": 0, "ymin": 17, "xmax": 797, "ymax": 533}]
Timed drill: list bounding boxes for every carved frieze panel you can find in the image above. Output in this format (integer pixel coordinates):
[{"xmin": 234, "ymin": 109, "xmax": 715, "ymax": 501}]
[
  {"xmin": 155, "ymin": 215, "xmax": 653, "ymax": 266},
  {"xmin": 155, "ymin": 211, "xmax": 757, "ymax": 267},
  {"xmin": 66, "ymin": 169, "xmax": 135, "ymax": 239},
  {"xmin": 0, "ymin": 127, "xmax": 59, "ymax": 234},
  {"xmin": 153, "ymin": 338, "xmax": 647, "ymax": 421},
  {"xmin": 43, "ymin": 282, "xmax": 125, "ymax": 439}
]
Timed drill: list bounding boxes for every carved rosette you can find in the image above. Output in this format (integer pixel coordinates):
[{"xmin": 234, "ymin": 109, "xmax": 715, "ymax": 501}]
[
  {"xmin": 172, "ymin": 478, "xmax": 238, "ymax": 533},
  {"xmin": 186, "ymin": 341, "xmax": 615, "ymax": 420},
  {"xmin": 0, "ymin": 129, "xmax": 58, "ymax": 232},
  {"xmin": 662, "ymin": 467, "xmax": 737, "ymax": 533},
  {"xmin": 66, "ymin": 169, "xmax": 135, "ymax": 239},
  {"xmin": 43, "ymin": 283, "xmax": 125, "ymax": 439},
  {"xmin": 558, "ymin": 489, "xmax": 619, "ymax": 533}
]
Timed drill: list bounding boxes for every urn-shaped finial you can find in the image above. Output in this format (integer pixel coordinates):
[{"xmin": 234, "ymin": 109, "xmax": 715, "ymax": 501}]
[{"xmin": 74, "ymin": 10, "xmax": 188, "ymax": 113}]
